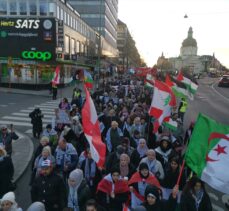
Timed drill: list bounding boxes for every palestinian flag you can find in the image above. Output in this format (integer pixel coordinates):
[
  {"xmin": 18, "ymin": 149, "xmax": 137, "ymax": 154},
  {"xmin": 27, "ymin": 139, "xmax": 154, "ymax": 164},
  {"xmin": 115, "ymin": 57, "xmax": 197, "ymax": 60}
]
[
  {"xmin": 84, "ymin": 70, "xmax": 93, "ymax": 89},
  {"xmin": 165, "ymin": 74, "xmax": 189, "ymax": 99},
  {"xmin": 149, "ymin": 80, "xmax": 176, "ymax": 133},
  {"xmin": 185, "ymin": 113, "xmax": 229, "ymax": 194},
  {"xmin": 163, "ymin": 118, "xmax": 178, "ymax": 131},
  {"xmin": 144, "ymin": 73, "xmax": 154, "ymax": 89},
  {"xmin": 177, "ymin": 71, "xmax": 198, "ymax": 99}
]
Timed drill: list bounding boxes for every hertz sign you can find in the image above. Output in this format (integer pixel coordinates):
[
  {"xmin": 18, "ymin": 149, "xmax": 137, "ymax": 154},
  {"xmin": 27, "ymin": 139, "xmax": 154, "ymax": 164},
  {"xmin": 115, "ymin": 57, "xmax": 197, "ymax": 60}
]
[{"xmin": 0, "ymin": 18, "xmax": 56, "ymax": 62}]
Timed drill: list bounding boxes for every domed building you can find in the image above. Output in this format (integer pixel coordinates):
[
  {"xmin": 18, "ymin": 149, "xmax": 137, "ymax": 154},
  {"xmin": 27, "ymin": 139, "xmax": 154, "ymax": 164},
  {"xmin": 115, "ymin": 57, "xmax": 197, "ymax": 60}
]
[{"xmin": 168, "ymin": 27, "xmax": 204, "ymax": 74}]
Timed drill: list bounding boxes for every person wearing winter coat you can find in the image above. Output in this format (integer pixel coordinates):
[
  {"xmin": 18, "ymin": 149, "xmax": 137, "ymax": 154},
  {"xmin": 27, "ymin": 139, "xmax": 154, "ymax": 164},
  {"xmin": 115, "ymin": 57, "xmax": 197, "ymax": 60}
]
[
  {"xmin": 29, "ymin": 108, "xmax": 44, "ymax": 138},
  {"xmin": 27, "ymin": 202, "xmax": 46, "ymax": 211},
  {"xmin": 161, "ymin": 156, "xmax": 186, "ymax": 202},
  {"xmin": 31, "ymin": 159, "xmax": 67, "ymax": 211},
  {"xmin": 141, "ymin": 185, "xmax": 178, "ymax": 211},
  {"xmin": 96, "ymin": 167, "xmax": 129, "ymax": 211},
  {"xmin": 155, "ymin": 136, "xmax": 176, "ymax": 168},
  {"xmin": 129, "ymin": 163, "xmax": 161, "ymax": 208},
  {"xmin": 119, "ymin": 153, "xmax": 136, "ymax": 180},
  {"xmin": 180, "ymin": 176, "xmax": 212, "ymax": 211},
  {"xmin": 0, "ymin": 125, "xmax": 19, "ymax": 156},
  {"xmin": 55, "ymin": 138, "xmax": 78, "ymax": 180},
  {"xmin": 0, "ymin": 147, "xmax": 14, "ymax": 198},
  {"xmin": 81, "ymin": 149, "xmax": 102, "ymax": 195},
  {"xmin": 67, "ymin": 169, "xmax": 91, "ymax": 211},
  {"xmin": 130, "ymin": 138, "xmax": 148, "ymax": 169},
  {"xmin": 139, "ymin": 149, "xmax": 164, "ymax": 181},
  {"xmin": 42, "ymin": 124, "xmax": 58, "ymax": 151},
  {"xmin": 0, "ymin": 192, "xmax": 22, "ymax": 211}
]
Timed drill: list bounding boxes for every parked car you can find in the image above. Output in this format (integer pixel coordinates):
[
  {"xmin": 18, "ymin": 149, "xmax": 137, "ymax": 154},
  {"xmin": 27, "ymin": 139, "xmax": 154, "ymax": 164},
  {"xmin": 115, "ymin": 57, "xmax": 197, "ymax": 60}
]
[{"xmin": 218, "ymin": 75, "xmax": 229, "ymax": 87}]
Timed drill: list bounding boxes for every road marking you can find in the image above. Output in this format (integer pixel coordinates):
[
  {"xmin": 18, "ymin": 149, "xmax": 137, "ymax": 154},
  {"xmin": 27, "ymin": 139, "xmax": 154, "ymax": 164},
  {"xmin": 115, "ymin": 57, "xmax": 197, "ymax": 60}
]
[
  {"xmin": 0, "ymin": 104, "xmax": 7, "ymax": 107},
  {"xmin": 0, "ymin": 120, "xmax": 47, "ymax": 127},
  {"xmin": 24, "ymin": 129, "xmax": 32, "ymax": 134},
  {"xmin": 28, "ymin": 107, "xmax": 55, "ymax": 111},
  {"xmin": 20, "ymin": 110, "xmax": 55, "ymax": 115},
  {"xmin": 211, "ymin": 83, "xmax": 229, "ymax": 102},
  {"xmin": 12, "ymin": 112, "xmax": 54, "ymax": 118},
  {"xmin": 2, "ymin": 116, "xmax": 52, "ymax": 123}
]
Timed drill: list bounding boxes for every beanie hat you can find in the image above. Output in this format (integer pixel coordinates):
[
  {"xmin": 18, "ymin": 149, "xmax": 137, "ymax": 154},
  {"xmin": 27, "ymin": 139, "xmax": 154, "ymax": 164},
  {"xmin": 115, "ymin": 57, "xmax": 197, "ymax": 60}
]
[
  {"xmin": 27, "ymin": 202, "xmax": 46, "ymax": 211},
  {"xmin": 139, "ymin": 162, "xmax": 149, "ymax": 171},
  {"xmin": 1, "ymin": 192, "xmax": 16, "ymax": 204},
  {"xmin": 144, "ymin": 185, "xmax": 160, "ymax": 201}
]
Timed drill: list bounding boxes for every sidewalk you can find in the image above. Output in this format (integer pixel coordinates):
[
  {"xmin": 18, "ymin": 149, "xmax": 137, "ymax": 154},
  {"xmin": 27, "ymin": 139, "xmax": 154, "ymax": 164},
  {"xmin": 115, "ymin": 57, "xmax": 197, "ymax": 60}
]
[{"xmin": 12, "ymin": 131, "xmax": 34, "ymax": 182}]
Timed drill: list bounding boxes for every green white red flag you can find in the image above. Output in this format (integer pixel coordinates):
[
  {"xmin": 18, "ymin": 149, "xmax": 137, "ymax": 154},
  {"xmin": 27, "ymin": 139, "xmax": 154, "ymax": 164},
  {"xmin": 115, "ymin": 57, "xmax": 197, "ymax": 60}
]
[
  {"xmin": 177, "ymin": 71, "xmax": 198, "ymax": 100},
  {"xmin": 185, "ymin": 113, "xmax": 229, "ymax": 194},
  {"xmin": 149, "ymin": 80, "xmax": 176, "ymax": 133}
]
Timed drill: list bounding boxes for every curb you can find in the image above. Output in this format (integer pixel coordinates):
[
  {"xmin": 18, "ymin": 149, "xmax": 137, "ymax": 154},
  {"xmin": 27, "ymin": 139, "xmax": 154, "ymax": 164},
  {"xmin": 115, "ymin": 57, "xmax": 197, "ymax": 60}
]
[{"xmin": 12, "ymin": 131, "xmax": 34, "ymax": 183}]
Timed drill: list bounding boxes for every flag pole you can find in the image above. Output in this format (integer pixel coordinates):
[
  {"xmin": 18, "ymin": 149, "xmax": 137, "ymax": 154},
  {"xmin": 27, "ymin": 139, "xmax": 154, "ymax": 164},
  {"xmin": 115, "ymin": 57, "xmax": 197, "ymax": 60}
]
[{"xmin": 176, "ymin": 159, "xmax": 185, "ymax": 186}]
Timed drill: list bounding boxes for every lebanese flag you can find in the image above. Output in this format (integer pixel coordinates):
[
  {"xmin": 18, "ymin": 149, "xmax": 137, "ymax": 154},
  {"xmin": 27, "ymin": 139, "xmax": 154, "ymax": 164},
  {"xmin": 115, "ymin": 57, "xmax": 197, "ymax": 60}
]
[
  {"xmin": 185, "ymin": 113, "xmax": 229, "ymax": 194},
  {"xmin": 52, "ymin": 66, "xmax": 60, "ymax": 84},
  {"xmin": 82, "ymin": 85, "xmax": 106, "ymax": 168},
  {"xmin": 149, "ymin": 80, "xmax": 176, "ymax": 133}
]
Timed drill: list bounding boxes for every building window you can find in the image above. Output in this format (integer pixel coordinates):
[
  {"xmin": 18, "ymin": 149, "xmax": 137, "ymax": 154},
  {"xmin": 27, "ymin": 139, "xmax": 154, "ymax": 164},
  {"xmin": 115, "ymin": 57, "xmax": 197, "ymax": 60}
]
[
  {"xmin": 29, "ymin": 1, "xmax": 37, "ymax": 15},
  {"xmin": 65, "ymin": 35, "xmax": 70, "ymax": 54},
  {"xmin": 67, "ymin": 14, "xmax": 70, "ymax": 26},
  {"xmin": 56, "ymin": 5, "xmax": 59, "ymax": 19},
  {"xmin": 60, "ymin": 8, "xmax": 63, "ymax": 20},
  {"xmin": 70, "ymin": 16, "xmax": 72, "ymax": 28},
  {"xmin": 19, "ymin": 1, "xmax": 27, "ymax": 15},
  {"xmin": 64, "ymin": 11, "xmax": 67, "ymax": 24},
  {"xmin": 0, "ymin": 1, "xmax": 7, "ymax": 15},
  {"xmin": 76, "ymin": 41, "xmax": 80, "ymax": 53},
  {"xmin": 48, "ymin": 2, "xmax": 56, "ymax": 16},
  {"xmin": 73, "ymin": 18, "xmax": 75, "ymax": 29},
  {"xmin": 9, "ymin": 0, "xmax": 17, "ymax": 15},
  {"xmin": 71, "ymin": 38, "xmax": 75, "ymax": 54},
  {"xmin": 40, "ymin": 0, "xmax": 48, "ymax": 16}
]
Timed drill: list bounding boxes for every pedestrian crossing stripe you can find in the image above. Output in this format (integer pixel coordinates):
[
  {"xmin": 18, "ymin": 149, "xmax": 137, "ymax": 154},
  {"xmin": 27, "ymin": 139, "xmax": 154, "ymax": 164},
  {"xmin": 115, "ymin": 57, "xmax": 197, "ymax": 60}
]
[
  {"xmin": 20, "ymin": 110, "xmax": 55, "ymax": 115},
  {"xmin": 2, "ymin": 116, "xmax": 52, "ymax": 123},
  {"xmin": 12, "ymin": 112, "xmax": 54, "ymax": 118}
]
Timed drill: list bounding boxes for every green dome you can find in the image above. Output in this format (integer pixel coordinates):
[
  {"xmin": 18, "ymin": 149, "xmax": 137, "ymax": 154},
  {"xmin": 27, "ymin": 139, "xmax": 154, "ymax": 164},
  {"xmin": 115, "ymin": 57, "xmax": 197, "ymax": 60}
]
[{"xmin": 182, "ymin": 27, "xmax": 197, "ymax": 47}]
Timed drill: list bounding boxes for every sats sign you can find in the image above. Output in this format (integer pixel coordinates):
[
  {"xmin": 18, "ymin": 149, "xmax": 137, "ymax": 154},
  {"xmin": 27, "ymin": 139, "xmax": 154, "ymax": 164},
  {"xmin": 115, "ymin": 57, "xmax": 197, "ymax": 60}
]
[{"xmin": 0, "ymin": 18, "xmax": 56, "ymax": 62}]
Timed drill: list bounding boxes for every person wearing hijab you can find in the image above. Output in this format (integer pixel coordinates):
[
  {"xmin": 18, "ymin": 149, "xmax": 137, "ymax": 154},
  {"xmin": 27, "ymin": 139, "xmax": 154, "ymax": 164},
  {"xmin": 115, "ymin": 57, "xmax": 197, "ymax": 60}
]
[
  {"xmin": 130, "ymin": 138, "xmax": 148, "ymax": 169},
  {"xmin": 0, "ymin": 192, "xmax": 22, "ymax": 211},
  {"xmin": 67, "ymin": 169, "xmax": 91, "ymax": 211},
  {"xmin": 155, "ymin": 136, "xmax": 176, "ymax": 168},
  {"xmin": 81, "ymin": 149, "xmax": 102, "ymax": 195},
  {"xmin": 96, "ymin": 167, "xmax": 129, "ymax": 211},
  {"xmin": 139, "ymin": 149, "xmax": 164, "ymax": 181},
  {"xmin": 27, "ymin": 202, "xmax": 46, "ymax": 211},
  {"xmin": 180, "ymin": 176, "xmax": 212, "ymax": 211},
  {"xmin": 119, "ymin": 153, "xmax": 135, "ymax": 180},
  {"xmin": 128, "ymin": 163, "xmax": 161, "ymax": 208},
  {"xmin": 141, "ymin": 185, "xmax": 178, "ymax": 211}
]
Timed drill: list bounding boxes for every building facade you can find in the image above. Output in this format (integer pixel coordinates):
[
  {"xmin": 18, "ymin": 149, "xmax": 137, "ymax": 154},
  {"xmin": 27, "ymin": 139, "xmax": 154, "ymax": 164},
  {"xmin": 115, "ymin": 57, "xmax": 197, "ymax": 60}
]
[
  {"xmin": 0, "ymin": 0, "xmax": 113, "ymax": 88},
  {"xmin": 67, "ymin": 0, "xmax": 118, "ymax": 57}
]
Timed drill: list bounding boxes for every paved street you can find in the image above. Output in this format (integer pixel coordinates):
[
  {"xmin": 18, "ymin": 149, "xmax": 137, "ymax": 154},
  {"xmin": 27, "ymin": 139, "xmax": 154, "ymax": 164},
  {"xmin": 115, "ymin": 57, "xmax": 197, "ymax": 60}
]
[{"xmin": 185, "ymin": 77, "xmax": 229, "ymax": 211}]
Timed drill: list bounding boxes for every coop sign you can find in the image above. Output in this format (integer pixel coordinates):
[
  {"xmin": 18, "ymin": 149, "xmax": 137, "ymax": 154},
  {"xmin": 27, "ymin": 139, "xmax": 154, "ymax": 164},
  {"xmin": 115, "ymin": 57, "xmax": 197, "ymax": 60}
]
[{"xmin": 22, "ymin": 51, "xmax": 52, "ymax": 61}]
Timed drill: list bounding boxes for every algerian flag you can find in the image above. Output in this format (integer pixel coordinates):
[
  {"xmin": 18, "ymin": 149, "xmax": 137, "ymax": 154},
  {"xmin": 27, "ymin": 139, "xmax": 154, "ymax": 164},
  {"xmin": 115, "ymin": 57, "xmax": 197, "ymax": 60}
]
[
  {"xmin": 163, "ymin": 118, "xmax": 178, "ymax": 131},
  {"xmin": 177, "ymin": 71, "xmax": 198, "ymax": 100},
  {"xmin": 149, "ymin": 80, "xmax": 176, "ymax": 133},
  {"xmin": 165, "ymin": 74, "xmax": 189, "ymax": 99},
  {"xmin": 185, "ymin": 113, "xmax": 229, "ymax": 194}
]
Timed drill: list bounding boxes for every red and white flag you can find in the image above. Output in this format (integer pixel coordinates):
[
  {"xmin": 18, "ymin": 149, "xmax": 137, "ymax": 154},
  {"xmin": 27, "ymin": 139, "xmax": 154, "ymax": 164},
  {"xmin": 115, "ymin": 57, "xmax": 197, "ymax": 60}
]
[
  {"xmin": 52, "ymin": 66, "xmax": 60, "ymax": 84},
  {"xmin": 149, "ymin": 80, "xmax": 176, "ymax": 133},
  {"xmin": 82, "ymin": 85, "xmax": 106, "ymax": 168}
]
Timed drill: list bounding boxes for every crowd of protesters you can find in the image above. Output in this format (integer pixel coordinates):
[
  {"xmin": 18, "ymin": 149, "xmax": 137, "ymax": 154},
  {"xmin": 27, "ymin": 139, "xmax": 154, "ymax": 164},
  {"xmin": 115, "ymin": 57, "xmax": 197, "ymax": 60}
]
[{"xmin": 0, "ymin": 73, "xmax": 213, "ymax": 211}]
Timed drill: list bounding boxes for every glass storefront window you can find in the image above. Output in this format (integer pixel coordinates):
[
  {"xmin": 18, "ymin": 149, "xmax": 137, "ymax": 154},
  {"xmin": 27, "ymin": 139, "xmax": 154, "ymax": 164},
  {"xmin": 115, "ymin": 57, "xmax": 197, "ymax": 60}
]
[
  {"xmin": 71, "ymin": 38, "xmax": 75, "ymax": 54},
  {"xmin": 76, "ymin": 41, "xmax": 80, "ymax": 53},
  {"xmin": 9, "ymin": 0, "xmax": 17, "ymax": 15},
  {"xmin": 40, "ymin": 0, "xmax": 48, "ymax": 16},
  {"xmin": 19, "ymin": 1, "xmax": 27, "ymax": 15},
  {"xmin": 0, "ymin": 1, "xmax": 7, "ymax": 15},
  {"xmin": 65, "ymin": 35, "xmax": 70, "ymax": 54},
  {"xmin": 29, "ymin": 1, "xmax": 37, "ymax": 15}
]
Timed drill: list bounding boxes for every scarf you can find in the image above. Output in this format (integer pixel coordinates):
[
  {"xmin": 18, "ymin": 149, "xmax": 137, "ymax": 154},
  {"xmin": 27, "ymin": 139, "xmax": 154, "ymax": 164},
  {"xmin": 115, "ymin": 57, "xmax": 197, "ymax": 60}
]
[
  {"xmin": 155, "ymin": 147, "xmax": 172, "ymax": 163},
  {"xmin": 84, "ymin": 158, "xmax": 96, "ymax": 184},
  {"xmin": 191, "ymin": 189, "xmax": 204, "ymax": 210}
]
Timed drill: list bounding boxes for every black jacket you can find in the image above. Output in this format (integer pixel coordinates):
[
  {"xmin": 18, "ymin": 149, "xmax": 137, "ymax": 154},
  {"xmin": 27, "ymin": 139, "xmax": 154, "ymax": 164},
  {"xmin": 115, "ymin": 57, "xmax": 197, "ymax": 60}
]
[
  {"xmin": 180, "ymin": 191, "xmax": 212, "ymax": 211},
  {"xmin": 77, "ymin": 179, "xmax": 92, "ymax": 211},
  {"xmin": 31, "ymin": 172, "xmax": 67, "ymax": 211},
  {"xmin": 0, "ymin": 156, "xmax": 14, "ymax": 198}
]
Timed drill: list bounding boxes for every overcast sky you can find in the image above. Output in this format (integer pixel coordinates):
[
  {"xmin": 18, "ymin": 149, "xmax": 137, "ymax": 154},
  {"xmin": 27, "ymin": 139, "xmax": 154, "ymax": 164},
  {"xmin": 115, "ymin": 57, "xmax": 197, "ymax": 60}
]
[{"xmin": 118, "ymin": 0, "xmax": 229, "ymax": 68}]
